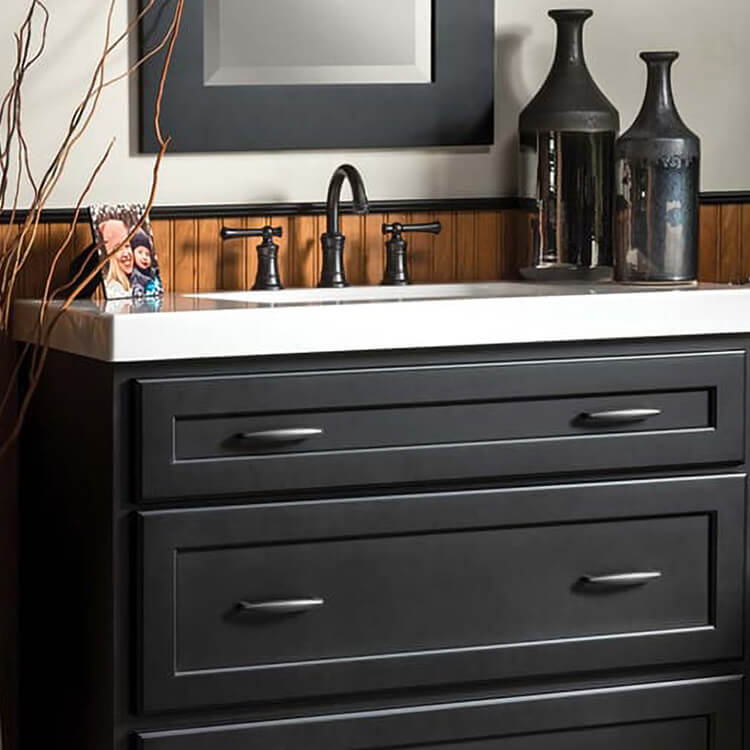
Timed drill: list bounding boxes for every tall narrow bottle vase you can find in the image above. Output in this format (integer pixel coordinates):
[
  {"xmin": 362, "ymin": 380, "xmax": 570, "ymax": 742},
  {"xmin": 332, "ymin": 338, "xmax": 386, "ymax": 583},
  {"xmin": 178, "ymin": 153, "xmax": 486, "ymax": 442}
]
[
  {"xmin": 615, "ymin": 52, "xmax": 700, "ymax": 284},
  {"xmin": 519, "ymin": 9, "xmax": 619, "ymax": 281}
]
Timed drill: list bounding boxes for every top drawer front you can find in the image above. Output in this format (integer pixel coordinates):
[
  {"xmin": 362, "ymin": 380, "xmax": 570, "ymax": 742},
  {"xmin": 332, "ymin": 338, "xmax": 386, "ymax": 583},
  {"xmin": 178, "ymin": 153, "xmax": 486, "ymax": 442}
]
[{"xmin": 136, "ymin": 350, "xmax": 745, "ymax": 501}]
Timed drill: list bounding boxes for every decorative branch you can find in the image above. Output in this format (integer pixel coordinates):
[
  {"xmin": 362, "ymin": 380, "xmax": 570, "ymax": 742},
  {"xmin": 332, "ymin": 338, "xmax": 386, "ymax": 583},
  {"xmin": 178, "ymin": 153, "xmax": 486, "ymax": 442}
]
[{"xmin": 0, "ymin": 0, "xmax": 185, "ymax": 459}]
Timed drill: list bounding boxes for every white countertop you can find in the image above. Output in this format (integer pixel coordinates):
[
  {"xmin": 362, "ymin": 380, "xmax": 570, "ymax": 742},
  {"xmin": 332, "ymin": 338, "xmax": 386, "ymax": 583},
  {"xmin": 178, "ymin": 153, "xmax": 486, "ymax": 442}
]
[{"xmin": 13, "ymin": 281, "xmax": 750, "ymax": 363}]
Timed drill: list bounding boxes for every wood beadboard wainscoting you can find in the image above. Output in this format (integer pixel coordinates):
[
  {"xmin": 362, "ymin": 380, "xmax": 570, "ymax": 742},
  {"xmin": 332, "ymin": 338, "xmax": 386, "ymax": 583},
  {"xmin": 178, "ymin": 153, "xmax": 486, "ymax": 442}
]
[{"xmin": 10, "ymin": 199, "xmax": 750, "ymax": 298}]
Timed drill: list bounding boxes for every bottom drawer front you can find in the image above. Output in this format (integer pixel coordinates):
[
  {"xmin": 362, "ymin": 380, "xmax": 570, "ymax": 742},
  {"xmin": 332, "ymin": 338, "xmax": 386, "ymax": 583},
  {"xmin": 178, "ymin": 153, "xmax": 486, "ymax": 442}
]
[
  {"xmin": 139, "ymin": 475, "xmax": 744, "ymax": 712},
  {"xmin": 136, "ymin": 676, "xmax": 741, "ymax": 750},
  {"xmin": 176, "ymin": 514, "xmax": 708, "ymax": 669}
]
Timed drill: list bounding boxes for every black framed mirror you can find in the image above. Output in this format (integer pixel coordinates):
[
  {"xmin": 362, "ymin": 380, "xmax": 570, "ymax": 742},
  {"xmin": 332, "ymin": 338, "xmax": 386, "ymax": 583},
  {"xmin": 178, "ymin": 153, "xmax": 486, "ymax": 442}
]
[{"xmin": 139, "ymin": 0, "xmax": 495, "ymax": 152}]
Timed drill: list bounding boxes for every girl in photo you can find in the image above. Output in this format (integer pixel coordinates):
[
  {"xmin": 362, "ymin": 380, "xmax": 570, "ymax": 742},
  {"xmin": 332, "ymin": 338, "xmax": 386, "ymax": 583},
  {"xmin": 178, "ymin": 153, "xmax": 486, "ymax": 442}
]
[
  {"xmin": 104, "ymin": 255, "xmax": 131, "ymax": 299},
  {"xmin": 99, "ymin": 218, "xmax": 134, "ymax": 298}
]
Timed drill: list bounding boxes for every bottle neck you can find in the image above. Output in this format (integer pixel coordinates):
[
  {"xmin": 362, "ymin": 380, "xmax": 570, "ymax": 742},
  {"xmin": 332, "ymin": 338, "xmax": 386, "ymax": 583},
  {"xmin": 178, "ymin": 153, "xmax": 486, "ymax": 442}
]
[
  {"xmin": 553, "ymin": 16, "xmax": 587, "ymax": 67},
  {"xmin": 642, "ymin": 59, "xmax": 677, "ymax": 116}
]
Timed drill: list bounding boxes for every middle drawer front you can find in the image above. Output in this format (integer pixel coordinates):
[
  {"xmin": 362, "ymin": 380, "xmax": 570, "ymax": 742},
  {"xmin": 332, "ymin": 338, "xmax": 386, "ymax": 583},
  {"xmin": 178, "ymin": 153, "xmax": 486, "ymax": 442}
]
[{"xmin": 138, "ymin": 474, "xmax": 745, "ymax": 713}]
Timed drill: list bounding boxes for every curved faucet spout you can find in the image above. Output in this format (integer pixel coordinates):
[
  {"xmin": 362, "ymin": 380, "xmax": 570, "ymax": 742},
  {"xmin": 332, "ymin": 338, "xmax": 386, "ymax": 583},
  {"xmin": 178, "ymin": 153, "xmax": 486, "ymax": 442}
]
[
  {"xmin": 319, "ymin": 164, "xmax": 369, "ymax": 288},
  {"xmin": 326, "ymin": 164, "xmax": 369, "ymax": 236}
]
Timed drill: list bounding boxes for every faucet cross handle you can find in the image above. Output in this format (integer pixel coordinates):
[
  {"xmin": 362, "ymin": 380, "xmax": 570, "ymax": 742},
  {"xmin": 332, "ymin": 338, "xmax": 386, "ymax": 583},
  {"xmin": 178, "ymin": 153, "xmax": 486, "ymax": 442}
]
[
  {"xmin": 382, "ymin": 222, "xmax": 442, "ymax": 239},
  {"xmin": 381, "ymin": 221, "xmax": 442, "ymax": 286},
  {"xmin": 221, "ymin": 225, "xmax": 283, "ymax": 242},
  {"xmin": 220, "ymin": 225, "xmax": 284, "ymax": 291}
]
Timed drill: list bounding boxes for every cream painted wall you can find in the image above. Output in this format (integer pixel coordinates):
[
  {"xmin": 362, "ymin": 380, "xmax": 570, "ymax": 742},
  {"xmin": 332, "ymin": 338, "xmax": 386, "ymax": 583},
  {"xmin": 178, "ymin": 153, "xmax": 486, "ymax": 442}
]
[{"xmin": 2, "ymin": 0, "xmax": 749, "ymax": 208}]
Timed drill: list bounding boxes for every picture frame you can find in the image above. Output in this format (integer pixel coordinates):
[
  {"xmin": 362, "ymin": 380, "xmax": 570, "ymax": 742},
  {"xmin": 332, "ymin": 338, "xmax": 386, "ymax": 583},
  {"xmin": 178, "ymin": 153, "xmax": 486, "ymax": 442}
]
[{"xmin": 89, "ymin": 203, "xmax": 165, "ymax": 300}]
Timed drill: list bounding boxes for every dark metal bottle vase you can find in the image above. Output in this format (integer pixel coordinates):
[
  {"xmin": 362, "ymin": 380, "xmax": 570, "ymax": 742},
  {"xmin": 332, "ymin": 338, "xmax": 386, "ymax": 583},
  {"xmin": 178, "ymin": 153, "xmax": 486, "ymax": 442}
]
[
  {"xmin": 615, "ymin": 52, "xmax": 700, "ymax": 284},
  {"xmin": 518, "ymin": 9, "xmax": 620, "ymax": 282},
  {"xmin": 522, "ymin": 129, "xmax": 616, "ymax": 279}
]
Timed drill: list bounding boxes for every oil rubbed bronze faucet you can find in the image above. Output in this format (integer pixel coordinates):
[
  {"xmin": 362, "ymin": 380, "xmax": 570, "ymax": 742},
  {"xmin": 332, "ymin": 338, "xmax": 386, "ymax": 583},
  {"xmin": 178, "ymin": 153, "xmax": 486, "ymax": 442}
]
[
  {"xmin": 220, "ymin": 225, "xmax": 284, "ymax": 290},
  {"xmin": 319, "ymin": 164, "xmax": 369, "ymax": 288}
]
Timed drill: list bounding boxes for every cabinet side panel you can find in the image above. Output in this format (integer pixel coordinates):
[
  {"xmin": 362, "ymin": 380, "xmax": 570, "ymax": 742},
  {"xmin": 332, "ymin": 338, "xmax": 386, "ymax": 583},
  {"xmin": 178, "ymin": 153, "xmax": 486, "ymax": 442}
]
[
  {"xmin": 0, "ymin": 335, "xmax": 19, "ymax": 750},
  {"xmin": 19, "ymin": 351, "xmax": 116, "ymax": 750}
]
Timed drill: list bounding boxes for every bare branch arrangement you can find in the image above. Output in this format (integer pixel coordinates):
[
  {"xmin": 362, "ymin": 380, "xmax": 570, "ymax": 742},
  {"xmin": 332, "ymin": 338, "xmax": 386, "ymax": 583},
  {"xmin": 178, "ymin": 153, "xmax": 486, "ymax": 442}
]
[{"xmin": 0, "ymin": 0, "xmax": 184, "ymax": 458}]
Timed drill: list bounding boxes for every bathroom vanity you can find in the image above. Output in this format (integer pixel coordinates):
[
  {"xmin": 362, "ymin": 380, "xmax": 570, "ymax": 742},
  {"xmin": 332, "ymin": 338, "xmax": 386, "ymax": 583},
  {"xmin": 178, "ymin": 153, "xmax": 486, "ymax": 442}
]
[{"xmin": 13, "ymin": 282, "xmax": 750, "ymax": 749}]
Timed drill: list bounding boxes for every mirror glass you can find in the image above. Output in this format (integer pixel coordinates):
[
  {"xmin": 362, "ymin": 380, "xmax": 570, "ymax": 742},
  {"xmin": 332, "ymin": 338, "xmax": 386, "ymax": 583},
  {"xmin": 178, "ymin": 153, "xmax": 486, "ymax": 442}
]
[{"xmin": 204, "ymin": 0, "xmax": 433, "ymax": 86}]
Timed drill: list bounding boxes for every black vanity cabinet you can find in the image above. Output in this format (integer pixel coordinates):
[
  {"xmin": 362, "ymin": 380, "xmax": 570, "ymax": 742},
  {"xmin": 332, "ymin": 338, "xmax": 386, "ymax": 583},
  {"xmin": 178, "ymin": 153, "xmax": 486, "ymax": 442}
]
[{"xmin": 19, "ymin": 337, "xmax": 750, "ymax": 749}]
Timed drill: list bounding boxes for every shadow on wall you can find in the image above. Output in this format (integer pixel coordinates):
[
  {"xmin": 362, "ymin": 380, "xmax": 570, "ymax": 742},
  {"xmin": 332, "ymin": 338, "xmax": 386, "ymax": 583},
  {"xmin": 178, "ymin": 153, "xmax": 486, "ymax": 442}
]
[
  {"xmin": 415, "ymin": 25, "xmax": 535, "ymax": 199},
  {"xmin": 495, "ymin": 26, "xmax": 534, "ymax": 196}
]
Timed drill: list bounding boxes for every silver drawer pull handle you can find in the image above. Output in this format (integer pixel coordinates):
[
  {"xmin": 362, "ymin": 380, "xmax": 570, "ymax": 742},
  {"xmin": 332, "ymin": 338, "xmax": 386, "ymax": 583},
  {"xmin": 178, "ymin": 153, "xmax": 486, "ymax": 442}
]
[
  {"xmin": 580, "ymin": 409, "xmax": 662, "ymax": 425},
  {"xmin": 237, "ymin": 598, "xmax": 325, "ymax": 615},
  {"xmin": 580, "ymin": 571, "xmax": 663, "ymax": 588},
  {"xmin": 235, "ymin": 428, "xmax": 324, "ymax": 445}
]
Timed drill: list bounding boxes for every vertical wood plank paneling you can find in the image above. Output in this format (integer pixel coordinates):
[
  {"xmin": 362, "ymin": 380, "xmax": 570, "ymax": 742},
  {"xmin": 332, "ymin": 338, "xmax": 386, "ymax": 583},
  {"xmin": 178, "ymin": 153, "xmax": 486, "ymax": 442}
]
[
  {"xmin": 14, "ymin": 223, "xmax": 39, "ymax": 299},
  {"xmin": 0, "ymin": 225, "xmax": 15, "ymax": 297},
  {"xmin": 360, "ymin": 214, "xmax": 372, "ymax": 286},
  {"xmin": 14, "ymin": 202, "xmax": 750, "ymax": 299},
  {"xmin": 289, "ymin": 215, "xmax": 318, "ymax": 287},
  {"xmin": 173, "ymin": 219, "xmax": 197, "ymax": 293},
  {"xmin": 197, "ymin": 217, "xmax": 221, "ymax": 292},
  {"xmin": 43, "ymin": 222, "xmax": 66, "ymax": 296},
  {"xmin": 239, "ymin": 217, "xmax": 251, "ymax": 291},
  {"xmin": 219, "ymin": 216, "xmax": 243, "ymax": 291},
  {"xmin": 340, "ymin": 214, "xmax": 364, "ymax": 286},
  {"xmin": 742, "ymin": 204, "xmax": 750, "ymax": 283},
  {"xmin": 384, "ymin": 211, "xmax": 410, "ymax": 282},
  {"xmin": 34, "ymin": 223, "xmax": 52, "ymax": 297},
  {"xmin": 272, "ymin": 215, "xmax": 292, "ymax": 289},
  {"xmin": 243, "ymin": 216, "xmax": 259, "ymax": 291},
  {"xmin": 476, "ymin": 212, "xmax": 500, "ymax": 281},
  {"xmin": 286, "ymin": 216, "xmax": 302, "ymax": 287},
  {"xmin": 510, "ymin": 209, "xmax": 527, "ymax": 279},
  {"xmin": 407, "ymin": 212, "xmax": 434, "ymax": 284},
  {"xmin": 45, "ymin": 222, "xmax": 74, "ymax": 295},
  {"xmin": 363, "ymin": 213, "xmax": 385, "ymax": 285},
  {"xmin": 698, "ymin": 205, "xmax": 719, "ymax": 282},
  {"xmin": 73, "ymin": 220, "xmax": 93, "ymax": 254},
  {"xmin": 497, "ymin": 211, "xmax": 513, "ymax": 280},
  {"xmin": 151, "ymin": 219, "xmax": 173, "ymax": 294},
  {"xmin": 455, "ymin": 212, "xmax": 477, "ymax": 282},
  {"xmin": 69, "ymin": 220, "xmax": 96, "ymax": 297},
  {"xmin": 502, "ymin": 210, "xmax": 530, "ymax": 280},
  {"xmin": 718, "ymin": 204, "xmax": 742, "ymax": 284},
  {"xmin": 432, "ymin": 212, "xmax": 456, "ymax": 283},
  {"xmin": 17, "ymin": 223, "xmax": 48, "ymax": 298}
]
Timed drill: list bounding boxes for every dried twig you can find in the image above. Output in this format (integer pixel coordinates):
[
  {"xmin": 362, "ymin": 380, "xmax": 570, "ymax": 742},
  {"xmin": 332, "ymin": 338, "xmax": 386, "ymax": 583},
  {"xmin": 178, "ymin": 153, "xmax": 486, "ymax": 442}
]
[{"xmin": 0, "ymin": 0, "xmax": 185, "ymax": 458}]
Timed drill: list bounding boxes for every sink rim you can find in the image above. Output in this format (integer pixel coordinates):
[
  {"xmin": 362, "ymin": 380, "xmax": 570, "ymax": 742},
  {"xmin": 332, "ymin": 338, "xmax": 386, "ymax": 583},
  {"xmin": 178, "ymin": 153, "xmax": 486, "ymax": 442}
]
[{"xmin": 184, "ymin": 281, "xmax": 551, "ymax": 305}]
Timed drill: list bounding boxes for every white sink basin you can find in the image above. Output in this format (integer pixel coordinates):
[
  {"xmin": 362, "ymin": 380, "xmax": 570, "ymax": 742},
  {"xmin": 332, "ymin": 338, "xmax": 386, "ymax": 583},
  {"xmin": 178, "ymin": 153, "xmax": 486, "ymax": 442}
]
[{"xmin": 186, "ymin": 282, "xmax": 545, "ymax": 306}]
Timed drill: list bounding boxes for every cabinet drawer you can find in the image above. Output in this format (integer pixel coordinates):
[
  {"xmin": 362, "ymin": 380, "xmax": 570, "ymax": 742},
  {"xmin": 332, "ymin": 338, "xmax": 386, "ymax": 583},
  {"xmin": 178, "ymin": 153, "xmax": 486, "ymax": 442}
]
[
  {"xmin": 138, "ymin": 475, "xmax": 744, "ymax": 712},
  {"xmin": 136, "ymin": 350, "xmax": 745, "ymax": 501},
  {"xmin": 135, "ymin": 676, "xmax": 741, "ymax": 749}
]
